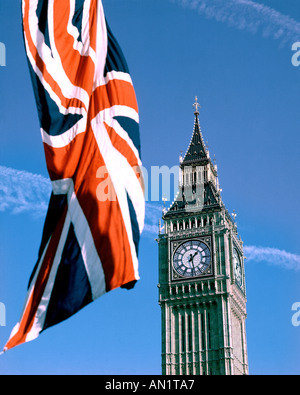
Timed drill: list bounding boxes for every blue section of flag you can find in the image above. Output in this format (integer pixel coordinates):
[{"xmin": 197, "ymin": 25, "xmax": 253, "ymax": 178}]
[
  {"xmin": 105, "ymin": 21, "xmax": 129, "ymax": 75},
  {"xmin": 114, "ymin": 116, "xmax": 141, "ymax": 157},
  {"xmin": 27, "ymin": 61, "xmax": 83, "ymax": 136},
  {"xmin": 72, "ymin": 0, "xmax": 85, "ymax": 43},
  {"xmin": 28, "ymin": 194, "xmax": 67, "ymax": 290},
  {"xmin": 126, "ymin": 193, "xmax": 140, "ymax": 258},
  {"xmin": 43, "ymin": 223, "xmax": 92, "ymax": 330},
  {"xmin": 36, "ymin": 0, "xmax": 51, "ymax": 51}
]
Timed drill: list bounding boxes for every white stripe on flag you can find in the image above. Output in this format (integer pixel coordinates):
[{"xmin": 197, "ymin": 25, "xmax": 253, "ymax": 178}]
[
  {"xmin": 67, "ymin": 181, "xmax": 106, "ymax": 300},
  {"xmin": 25, "ymin": 211, "xmax": 71, "ymax": 342},
  {"xmin": 92, "ymin": 120, "xmax": 142, "ymax": 281}
]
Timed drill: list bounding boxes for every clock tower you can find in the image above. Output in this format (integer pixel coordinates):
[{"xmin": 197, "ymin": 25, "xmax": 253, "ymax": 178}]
[{"xmin": 157, "ymin": 98, "xmax": 248, "ymax": 375}]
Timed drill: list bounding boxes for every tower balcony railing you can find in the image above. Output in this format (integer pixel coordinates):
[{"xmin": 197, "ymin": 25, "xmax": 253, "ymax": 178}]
[
  {"xmin": 159, "ymin": 278, "xmax": 227, "ymax": 303},
  {"xmin": 164, "ymin": 223, "xmax": 227, "ymax": 237}
]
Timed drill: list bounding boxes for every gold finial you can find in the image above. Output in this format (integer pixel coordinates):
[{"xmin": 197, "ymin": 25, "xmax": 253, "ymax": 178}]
[{"xmin": 193, "ymin": 96, "xmax": 201, "ymax": 114}]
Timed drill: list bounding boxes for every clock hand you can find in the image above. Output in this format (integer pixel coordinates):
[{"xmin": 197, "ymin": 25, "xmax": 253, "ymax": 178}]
[
  {"xmin": 188, "ymin": 253, "xmax": 196, "ymax": 275},
  {"xmin": 188, "ymin": 251, "xmax": 198, "ymax": 262}
]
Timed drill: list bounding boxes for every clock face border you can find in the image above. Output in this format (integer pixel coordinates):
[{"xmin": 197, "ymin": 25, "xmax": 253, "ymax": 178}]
[
  {"xmin": 170, "ymin": 237, "xmax": 213, "ymax": 281},
  {"xmin": 233, "ymin": 246, "xmax": 243, "ymax": 288}
]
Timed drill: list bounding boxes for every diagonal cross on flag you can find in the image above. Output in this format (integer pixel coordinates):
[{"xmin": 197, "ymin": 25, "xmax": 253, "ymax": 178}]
[{"xmin": 3, "ymin": 0, "xmax": 144, "ymax": 352}]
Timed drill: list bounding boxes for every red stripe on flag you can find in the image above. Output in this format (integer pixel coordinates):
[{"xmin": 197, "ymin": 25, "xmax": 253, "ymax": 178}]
[
  {"xmin": 45, "ymin": 124, "xmax": 137, "ymax": 291},
  {"xmin": 104, "ymin": 122, "xmax": 139, "ymax": 168},
  {"xmin": 104, "ymin": 122, "xmax": 144, "ymax": 191},
  {"xmin": 43, "ymin": 132, "xmax": 87, "ymax": 180},
  {"xmin": 89, "ymin": 0, "xmax": 98, "ymax": 53},
  {"xmin": 52, "ymin": 0, "xmax": 96, "ymax": 93},
  {"xmin": 71, "ymin": 129, "xmax": 136, "ymax": 291},
  {"xmin": 92, "ymin": 79, "xmax": 138, "ymax": 117},
  {"xmin": 23, "ymin": 0, "xmax": 87, "ymax": 112}
]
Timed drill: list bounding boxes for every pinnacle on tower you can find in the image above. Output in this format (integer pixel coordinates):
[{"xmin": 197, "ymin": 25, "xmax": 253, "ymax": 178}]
[{"xmin": 181, "ymin": 97, "xmax": 209, "ymax": 166}]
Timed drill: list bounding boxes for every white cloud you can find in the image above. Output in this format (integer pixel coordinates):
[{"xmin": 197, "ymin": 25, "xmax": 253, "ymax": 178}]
[
  {"xmin": 173, "ymin": 0, "xmax": 300, "ymax": 46},
  {"xmin": 244, "ymin": 245, "xmax": 300, "ymax": 271},
  {"xmin": 0, "ymin": 166, "xmax": 51, "ymax": 217}
]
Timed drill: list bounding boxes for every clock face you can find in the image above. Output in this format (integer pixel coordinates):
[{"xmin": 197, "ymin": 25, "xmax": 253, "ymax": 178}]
[
  {"xmin": 233, "ymin": 248, "xmax": 243, "ymax": 287},
  {"xmin": 173, "ymin": 240, "xmax": 211, "ymax": 278}
]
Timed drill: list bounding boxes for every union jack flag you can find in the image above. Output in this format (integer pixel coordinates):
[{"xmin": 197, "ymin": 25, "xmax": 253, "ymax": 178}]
[{"xmin": 3, "ymin": 0, "xmax": 144, "ymax": 352}]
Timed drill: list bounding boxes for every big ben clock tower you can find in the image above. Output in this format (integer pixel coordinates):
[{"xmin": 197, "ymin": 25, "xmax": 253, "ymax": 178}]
[{"xmin": 157, "ymin": 98, "xmax": 248, "ymax": 375}]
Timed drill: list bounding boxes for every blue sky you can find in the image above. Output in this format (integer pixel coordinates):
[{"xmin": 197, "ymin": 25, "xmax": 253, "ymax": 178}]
[{"xmin": 0, "ymin": 0, "xmax": 300, "ymax": 375}]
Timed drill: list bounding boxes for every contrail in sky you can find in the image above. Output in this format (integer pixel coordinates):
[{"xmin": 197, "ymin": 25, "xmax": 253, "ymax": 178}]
[
  {"xmin": 172, "ymin": 0, "xmax": 300, "ymax": 46},
  {"xmin": 244, "ymin": 245, "xmax": 300, "ymax": 271},
  {"xmin": 1, "ymin": 165, "xmax": 299, "ymax": 271},
  {"xmin": 0, "ymin": 165, "xmax": 51, "ymax": 217}
]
